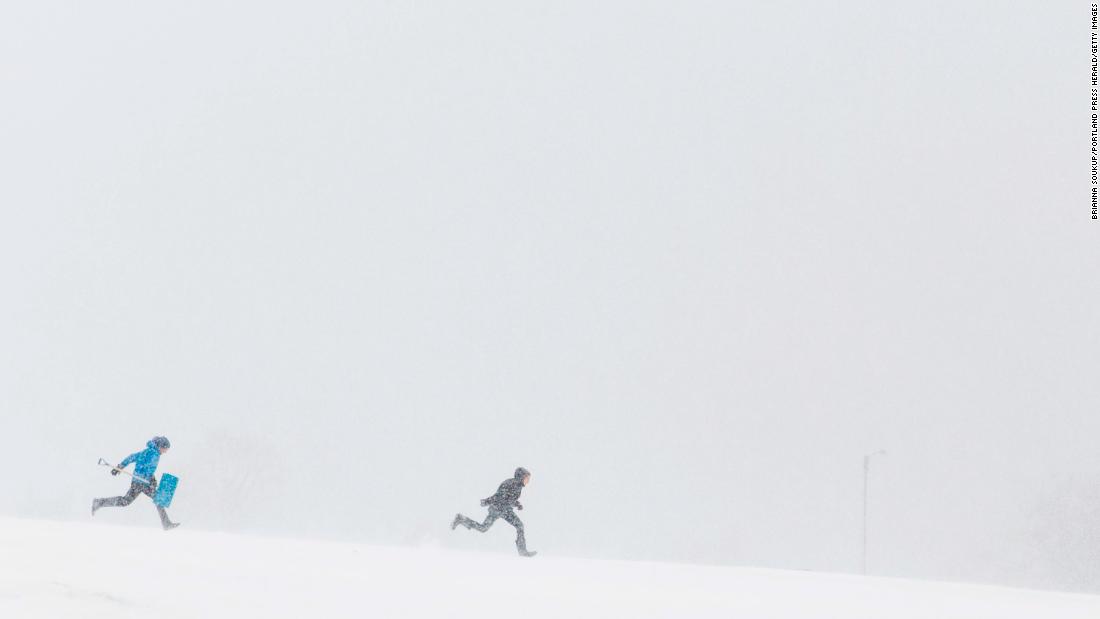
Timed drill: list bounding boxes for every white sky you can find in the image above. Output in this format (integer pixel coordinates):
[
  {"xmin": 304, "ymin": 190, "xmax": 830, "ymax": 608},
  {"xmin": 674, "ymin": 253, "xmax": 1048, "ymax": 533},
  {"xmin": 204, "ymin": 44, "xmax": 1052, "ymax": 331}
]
[{"xmin": 1, "ymin": 1, "xmax": 1097, "ymax": 593}]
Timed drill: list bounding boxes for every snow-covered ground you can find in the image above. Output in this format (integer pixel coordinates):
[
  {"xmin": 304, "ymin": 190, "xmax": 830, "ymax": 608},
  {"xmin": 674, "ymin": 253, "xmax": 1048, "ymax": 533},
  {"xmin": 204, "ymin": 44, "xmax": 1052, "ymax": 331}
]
[{"xmin": 0, "ymin": 517, "xmax": 1096, "ymax": 618}]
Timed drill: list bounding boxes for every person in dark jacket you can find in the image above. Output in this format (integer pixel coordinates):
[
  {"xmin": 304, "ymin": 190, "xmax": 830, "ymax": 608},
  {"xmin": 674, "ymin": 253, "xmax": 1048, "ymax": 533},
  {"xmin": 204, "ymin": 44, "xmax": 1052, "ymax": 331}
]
[
  {"xmin": 92, "ymin": 436, "xmax": 179, "ymax": 530},
  {"xmin": 452, "ymin": 467, "xmax": 536, "ymax": 557}
]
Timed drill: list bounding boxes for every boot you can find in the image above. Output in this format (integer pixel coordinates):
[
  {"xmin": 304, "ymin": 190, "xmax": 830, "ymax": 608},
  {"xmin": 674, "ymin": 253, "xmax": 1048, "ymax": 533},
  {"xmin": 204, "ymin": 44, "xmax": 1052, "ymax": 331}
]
[
  {"xmin": 517, "ymin": 537, "xmax": 537, "ymax": 557},
  {"xmin": 158, "ymin": 506, "xmax": 180, "ymax": 530},
  {"xmin": 451, "ymin": 514, "xmax": 463, "ymax": 530}
]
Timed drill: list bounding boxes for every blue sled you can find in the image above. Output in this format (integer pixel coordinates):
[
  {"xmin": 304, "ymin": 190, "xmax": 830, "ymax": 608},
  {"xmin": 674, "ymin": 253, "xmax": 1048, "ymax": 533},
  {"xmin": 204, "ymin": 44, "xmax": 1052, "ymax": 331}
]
[{"xmin": 154, "ymin": 474, "xmax": 178, "ymax": 508}]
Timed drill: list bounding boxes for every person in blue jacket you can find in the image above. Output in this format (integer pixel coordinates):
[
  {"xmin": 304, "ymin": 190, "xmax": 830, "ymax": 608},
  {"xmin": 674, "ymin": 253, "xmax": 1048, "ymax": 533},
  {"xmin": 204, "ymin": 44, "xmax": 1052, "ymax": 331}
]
[{"xmin": 92, "ymin": 436, "xmax": 179, "ymax": 530}]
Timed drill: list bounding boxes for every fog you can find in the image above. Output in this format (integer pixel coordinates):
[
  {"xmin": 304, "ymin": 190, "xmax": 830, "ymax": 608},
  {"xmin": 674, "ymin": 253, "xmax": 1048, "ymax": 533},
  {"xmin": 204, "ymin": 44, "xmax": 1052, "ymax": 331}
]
[{"xmin": 2, "ymin": 1, "xmax": 1097, "ymax": 593}]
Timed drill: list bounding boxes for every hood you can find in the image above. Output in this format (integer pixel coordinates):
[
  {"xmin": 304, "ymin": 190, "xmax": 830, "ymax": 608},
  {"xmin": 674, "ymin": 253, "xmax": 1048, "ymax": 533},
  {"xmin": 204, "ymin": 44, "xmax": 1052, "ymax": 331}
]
[
  {"xmin": 148, "ymin": 436, "xmax": 171, "ymax": 451},
  {"xmin": 514, "ymin": 467, "xmax": 530, "ymax": 480}
]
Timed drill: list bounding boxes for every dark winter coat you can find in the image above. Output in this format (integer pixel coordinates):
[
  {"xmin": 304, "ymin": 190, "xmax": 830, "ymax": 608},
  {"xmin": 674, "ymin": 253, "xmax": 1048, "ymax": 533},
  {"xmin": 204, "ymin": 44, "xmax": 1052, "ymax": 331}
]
[{"xmin": 482, "ymin": 467, "xmax": 529, "ymax": 510}]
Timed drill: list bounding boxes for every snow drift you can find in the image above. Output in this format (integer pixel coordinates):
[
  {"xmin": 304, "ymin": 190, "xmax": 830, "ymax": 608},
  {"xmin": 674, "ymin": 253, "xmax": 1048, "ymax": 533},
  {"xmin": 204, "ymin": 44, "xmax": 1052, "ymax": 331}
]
[{"xmin": 1, "ymin": 517, "xmax": 1096, "ymax": 618}]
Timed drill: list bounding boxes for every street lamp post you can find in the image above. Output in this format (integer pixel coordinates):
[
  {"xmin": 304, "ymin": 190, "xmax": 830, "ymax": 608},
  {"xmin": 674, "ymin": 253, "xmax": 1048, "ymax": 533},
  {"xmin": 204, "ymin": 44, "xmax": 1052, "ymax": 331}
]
[{"xmin": 862, "ymin": 449, "xmax": 886, "ymax": 575}]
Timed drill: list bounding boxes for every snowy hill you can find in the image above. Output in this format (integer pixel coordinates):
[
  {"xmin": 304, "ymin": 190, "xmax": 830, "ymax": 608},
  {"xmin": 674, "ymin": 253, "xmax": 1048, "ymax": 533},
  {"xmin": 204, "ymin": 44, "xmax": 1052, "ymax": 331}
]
[{"xmin": 1, "ymin": 517, "xmax": 1097, "ymax": 618}]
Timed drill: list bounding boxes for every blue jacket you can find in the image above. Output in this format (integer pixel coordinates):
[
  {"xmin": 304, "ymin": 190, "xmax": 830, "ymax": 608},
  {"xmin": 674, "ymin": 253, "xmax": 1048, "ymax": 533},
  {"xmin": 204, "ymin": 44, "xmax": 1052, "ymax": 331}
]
[{"xmin": 120, "ymin": 440, "xmax": 162, "ymax": 484}]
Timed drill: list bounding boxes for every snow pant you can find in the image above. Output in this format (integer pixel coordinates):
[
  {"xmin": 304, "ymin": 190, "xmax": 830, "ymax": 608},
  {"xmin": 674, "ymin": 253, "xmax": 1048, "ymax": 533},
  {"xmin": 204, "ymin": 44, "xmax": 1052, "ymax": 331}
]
[
  {"xmin": 456, "ymin": 506, "xmax": 528, "ymax": 553},
  {"xmin": 95, "ymin": 479, "xmax": 173, "ymax": 529}
]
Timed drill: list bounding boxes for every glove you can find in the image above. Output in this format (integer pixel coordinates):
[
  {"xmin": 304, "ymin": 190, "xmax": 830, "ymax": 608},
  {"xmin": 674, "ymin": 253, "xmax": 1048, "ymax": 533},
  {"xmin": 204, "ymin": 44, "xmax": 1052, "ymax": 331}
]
[
  {"xmin": 111, "ymin": 468, "xmax": 121, "ymax": 476},
  {"xmin": 480, "ymin": 499, "xmax": 489, "ymax": 507}
]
